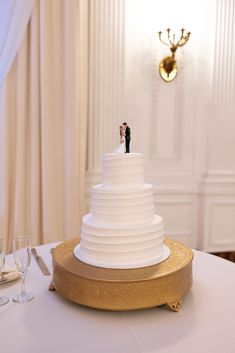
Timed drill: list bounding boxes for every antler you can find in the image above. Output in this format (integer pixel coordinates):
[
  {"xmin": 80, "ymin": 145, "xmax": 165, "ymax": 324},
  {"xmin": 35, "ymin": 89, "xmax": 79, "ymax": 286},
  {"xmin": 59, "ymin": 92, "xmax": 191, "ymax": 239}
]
[
  {"xmin": 176, "ymin": 28, "xmax": 191, "ymax": 47},
  {"xmin": 158, "ymin": 31, "xmax": 170, "ymax": 46},
  {"xmin": 158, "ymin": 28, "xmax": 191, "ymax": 50}
]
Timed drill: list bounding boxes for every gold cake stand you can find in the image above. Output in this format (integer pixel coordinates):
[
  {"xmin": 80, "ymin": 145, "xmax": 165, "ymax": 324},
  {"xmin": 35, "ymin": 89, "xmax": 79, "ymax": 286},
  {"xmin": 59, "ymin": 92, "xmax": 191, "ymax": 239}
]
[{"xmin": 51, "ymin": 238, "xmax": 193, "ymax": 312}]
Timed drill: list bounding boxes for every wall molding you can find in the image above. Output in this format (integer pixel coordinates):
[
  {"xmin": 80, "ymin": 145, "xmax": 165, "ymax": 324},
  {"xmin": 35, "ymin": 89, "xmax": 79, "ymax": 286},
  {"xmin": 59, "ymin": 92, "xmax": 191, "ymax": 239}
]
[
  {"xmin": 87, "ymin": 0, "xmax": 125, "ymax": 171},
  {"xmin": 84, "ymin": 0, "xmax": 235, "ymax": 252},
  {"xmin": 150, "ymin": 47, "xmax": 184, "ymax": 162},
  {"xmin": 203, "ymin": 200, "xmax": 235, "ymax": 251},
  {"xmin": 206, "ymin": 0, "xmax": 235, "ymax": 172},
  {"xmin": 200, "ymin": 173, "xmax": 235, "ymax": 195}
]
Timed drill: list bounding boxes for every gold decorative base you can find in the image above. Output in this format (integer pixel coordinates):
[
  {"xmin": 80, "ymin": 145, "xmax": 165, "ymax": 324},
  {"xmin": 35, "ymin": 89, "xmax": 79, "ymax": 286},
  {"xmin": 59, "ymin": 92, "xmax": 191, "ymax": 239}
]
[
  {"xmin": 159, "ymin": 57, "xmax": 178, "ymax": 82},
  {"xmin": 52, "ymin": 238, "xmax": 193, "ymax": 311}
]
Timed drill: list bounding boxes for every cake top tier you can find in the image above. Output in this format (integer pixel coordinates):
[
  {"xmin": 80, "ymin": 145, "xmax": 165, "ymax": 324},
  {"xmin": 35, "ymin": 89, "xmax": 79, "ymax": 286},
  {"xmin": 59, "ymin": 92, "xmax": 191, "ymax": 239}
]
[
  {"xmin": 101, "ymin": 153, "xmax": 144, "ymax": 190},
  {"xmin": 102, "ymin": 152, "xmax": 143, "ymax": 160}
]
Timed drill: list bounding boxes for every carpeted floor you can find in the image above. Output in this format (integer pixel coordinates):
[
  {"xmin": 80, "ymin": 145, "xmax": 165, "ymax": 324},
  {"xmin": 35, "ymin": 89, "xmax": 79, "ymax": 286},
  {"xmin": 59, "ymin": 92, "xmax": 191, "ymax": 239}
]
[{"xmin": 211, "ymin": 252, "xmax": 235, "ymax": 263}]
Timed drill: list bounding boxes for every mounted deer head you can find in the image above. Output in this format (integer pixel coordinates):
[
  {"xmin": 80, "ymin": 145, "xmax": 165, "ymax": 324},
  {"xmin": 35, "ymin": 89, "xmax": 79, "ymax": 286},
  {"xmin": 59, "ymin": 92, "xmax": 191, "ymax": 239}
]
[{"xmin": 158, "ymin": 28, "xmax": 191, "ymax": 82}]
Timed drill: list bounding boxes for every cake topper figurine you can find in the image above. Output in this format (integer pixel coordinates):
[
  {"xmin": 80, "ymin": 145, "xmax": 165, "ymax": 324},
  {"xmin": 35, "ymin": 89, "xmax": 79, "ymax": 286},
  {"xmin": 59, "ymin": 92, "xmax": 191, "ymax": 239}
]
[
  {"xmin": 112, "ymin": 122, "xmax": 131, "ymax": 154},
  {"xmin": 123, "ymin": 122, "xmax": 131, "ymax": 153}
]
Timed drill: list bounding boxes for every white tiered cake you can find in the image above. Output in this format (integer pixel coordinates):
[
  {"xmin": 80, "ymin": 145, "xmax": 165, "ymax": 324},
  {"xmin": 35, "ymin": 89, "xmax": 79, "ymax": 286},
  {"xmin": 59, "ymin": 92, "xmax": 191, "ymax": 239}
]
[{"xmin": 74, "ymin": 153, "xmax": 170, "ymax": 269}]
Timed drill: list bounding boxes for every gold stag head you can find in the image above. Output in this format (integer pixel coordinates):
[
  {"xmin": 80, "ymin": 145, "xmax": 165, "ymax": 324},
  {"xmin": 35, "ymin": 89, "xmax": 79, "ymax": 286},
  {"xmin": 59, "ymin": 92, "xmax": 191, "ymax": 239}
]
[{"xmin": 158, "ymin": 28, "xmax": 191, "ymax": 82}]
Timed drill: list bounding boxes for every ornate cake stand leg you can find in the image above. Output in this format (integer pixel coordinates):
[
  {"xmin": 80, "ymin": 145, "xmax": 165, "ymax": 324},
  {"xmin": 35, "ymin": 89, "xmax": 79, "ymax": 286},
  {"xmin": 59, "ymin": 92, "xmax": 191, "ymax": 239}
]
[
  {"xmin": 49, "ymin": 282, "xmax": 56, "ymax": 291},
  {"xmin": 167, "ymin": 299, "xmax": 182, "ymax": 312}
]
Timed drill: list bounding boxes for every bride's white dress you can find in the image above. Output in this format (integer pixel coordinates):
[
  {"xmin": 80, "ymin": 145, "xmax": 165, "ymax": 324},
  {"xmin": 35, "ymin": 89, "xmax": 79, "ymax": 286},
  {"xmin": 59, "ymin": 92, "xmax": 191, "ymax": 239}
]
[{"xmin": 112, "ymin": 136, "xmax": 125, "ymax": 154}]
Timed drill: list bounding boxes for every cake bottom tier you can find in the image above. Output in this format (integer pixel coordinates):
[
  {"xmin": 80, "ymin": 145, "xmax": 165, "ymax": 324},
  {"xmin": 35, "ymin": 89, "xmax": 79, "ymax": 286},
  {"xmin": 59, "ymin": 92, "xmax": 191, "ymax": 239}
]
[
  {"xmin": 74, "ymin": 243, "xmax": 170, "ymax": 269},
  {"xmin": 75, "ymin": 214, "xmax": 170, "ymax": 269}
]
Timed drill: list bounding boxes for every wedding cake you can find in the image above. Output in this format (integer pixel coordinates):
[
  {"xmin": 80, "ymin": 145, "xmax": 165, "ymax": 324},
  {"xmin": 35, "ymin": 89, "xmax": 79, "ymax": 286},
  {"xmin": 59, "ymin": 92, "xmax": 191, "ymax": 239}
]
[{"xmin": 74, "ymin": 153, "xmax": 170, "ymax": 269}]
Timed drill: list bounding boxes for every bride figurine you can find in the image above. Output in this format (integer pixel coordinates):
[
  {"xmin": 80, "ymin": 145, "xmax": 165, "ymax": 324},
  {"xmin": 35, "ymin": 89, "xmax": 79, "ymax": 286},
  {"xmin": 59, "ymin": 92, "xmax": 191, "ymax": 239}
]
[{"xmin": 112, "ymin": 125, "xmax": 125, "ymax": 154}]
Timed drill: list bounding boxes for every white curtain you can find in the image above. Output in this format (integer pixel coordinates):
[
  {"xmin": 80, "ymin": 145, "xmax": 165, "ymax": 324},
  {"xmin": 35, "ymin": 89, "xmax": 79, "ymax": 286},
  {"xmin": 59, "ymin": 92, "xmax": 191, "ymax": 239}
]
[
  {"xmin": 0, "ymin": 0, "xmax": 36, "ymax": 87},
  {"xmin": 0, "ymin": 0, "xmax": 88, "ymax": 252}
]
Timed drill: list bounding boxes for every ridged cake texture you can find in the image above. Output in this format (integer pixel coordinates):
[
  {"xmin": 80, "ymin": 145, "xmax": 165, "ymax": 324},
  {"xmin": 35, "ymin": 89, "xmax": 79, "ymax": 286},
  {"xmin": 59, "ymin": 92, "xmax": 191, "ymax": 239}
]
[
  {"xmin": 91, "ymin": 183, "xmax": 155, "ymax": 226},
  {"xmin": 101, "ymin": 153, "xmax": 144, "ymax": 190},
  {"xmin": 74, "ymin": 153, "xmax": 170, "ymax": 269}
]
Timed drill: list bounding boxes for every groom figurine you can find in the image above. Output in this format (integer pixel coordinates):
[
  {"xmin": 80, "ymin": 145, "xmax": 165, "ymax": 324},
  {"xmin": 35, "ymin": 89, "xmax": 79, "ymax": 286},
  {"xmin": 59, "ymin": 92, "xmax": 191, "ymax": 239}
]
[{"xmin": 123, "ymin": 122, "xmax": 131, "ymax": 153}]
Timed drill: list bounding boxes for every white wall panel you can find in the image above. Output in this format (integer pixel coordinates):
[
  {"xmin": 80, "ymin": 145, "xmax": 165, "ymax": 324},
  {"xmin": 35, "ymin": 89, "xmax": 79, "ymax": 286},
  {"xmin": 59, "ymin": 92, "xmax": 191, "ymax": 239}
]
[
  {"xmin": 201, "ymin": 198, "xmax": 235, "ymax": 251},
  {"xmin": 201, "ymin": 0, "xmax": 235, "ymax": 251},
  {"xmin": 207, "ymin": 0, "xmax": 235, "ymax": 173},
  {"xmin": 86, "ymin": 0, "xmax": 235, "ymax": 252},
  {"xmin": 87, "ymin": 0, "xmax": 125, "ymax": 171}
]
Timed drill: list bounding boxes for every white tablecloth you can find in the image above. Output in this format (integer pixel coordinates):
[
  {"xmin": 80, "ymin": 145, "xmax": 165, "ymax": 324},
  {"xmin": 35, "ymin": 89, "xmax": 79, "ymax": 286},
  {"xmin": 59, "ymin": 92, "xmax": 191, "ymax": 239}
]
[{"xmin": 1, "ymin": 242, "xmax": 235, "ymax": 353}]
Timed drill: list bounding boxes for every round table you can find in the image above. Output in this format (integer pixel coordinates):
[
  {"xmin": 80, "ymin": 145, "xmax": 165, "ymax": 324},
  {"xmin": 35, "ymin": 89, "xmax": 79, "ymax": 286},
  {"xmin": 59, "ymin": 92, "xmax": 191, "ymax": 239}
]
[{"xmin": 1, "ymin": 242, "xmax": 235, "ymax": 353}]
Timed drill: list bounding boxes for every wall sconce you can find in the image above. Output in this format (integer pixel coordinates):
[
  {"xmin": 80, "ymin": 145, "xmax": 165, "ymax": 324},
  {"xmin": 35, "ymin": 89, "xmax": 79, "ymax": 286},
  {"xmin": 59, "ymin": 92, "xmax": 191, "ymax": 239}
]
[{"xmin": 158, "ymin": 28, "xmax": 191, "ymax": 82}]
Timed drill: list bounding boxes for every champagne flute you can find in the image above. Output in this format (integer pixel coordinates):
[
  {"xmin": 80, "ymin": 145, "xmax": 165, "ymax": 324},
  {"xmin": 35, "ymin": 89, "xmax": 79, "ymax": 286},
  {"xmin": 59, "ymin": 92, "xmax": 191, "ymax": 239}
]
[
  {"xmin": 0, "ymin": 238, "xmax": 9, "ymax": 306},
  {"xmin": 13, "ymin": 237, "xmax": 34, "ymax": 303}
]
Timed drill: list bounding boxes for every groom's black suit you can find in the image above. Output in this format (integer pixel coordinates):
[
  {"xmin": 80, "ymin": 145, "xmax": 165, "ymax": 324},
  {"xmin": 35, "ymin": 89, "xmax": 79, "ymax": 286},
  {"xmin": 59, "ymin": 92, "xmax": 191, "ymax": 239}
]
[{"xmin": 125, "ymin": 126, "xmax": 131, "ymax": 153}]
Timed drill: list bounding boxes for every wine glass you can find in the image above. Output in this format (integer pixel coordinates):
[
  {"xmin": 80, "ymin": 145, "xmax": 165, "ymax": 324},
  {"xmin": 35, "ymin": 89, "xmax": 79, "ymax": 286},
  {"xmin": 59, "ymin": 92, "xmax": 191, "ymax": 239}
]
[
  {"xmin": 13, "ymin": 237, "xmax": 34, "ymax": 304},
  {"xmin": 0, "ymin": 238, "xmax": 9, "ymax": 306}
]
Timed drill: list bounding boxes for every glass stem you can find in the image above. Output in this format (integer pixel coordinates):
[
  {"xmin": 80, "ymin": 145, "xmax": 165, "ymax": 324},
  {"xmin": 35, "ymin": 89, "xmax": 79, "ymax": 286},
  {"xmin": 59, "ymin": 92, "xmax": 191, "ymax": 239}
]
[
  {"xmin": 20, "ymin": 273, "xmax": 26, "ymax": 297},
  {"xmin": 0, "ymin": 256, "xmax": 5, "ymax": 281}
]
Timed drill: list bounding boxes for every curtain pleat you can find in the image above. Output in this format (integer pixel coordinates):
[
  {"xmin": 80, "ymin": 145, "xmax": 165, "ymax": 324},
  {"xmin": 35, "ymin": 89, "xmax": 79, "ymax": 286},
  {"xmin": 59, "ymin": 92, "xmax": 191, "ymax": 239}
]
[
  {"xmin": 0, "ymin": 0, "xmax": 36, "ymax": 87},
  {"xmin": 0, "ymin": 0, "xmax": 88, "ymax": 252}
]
